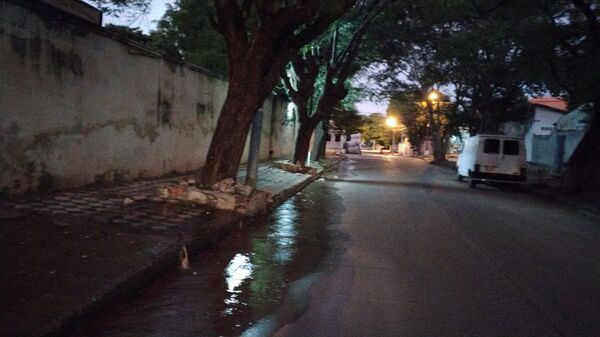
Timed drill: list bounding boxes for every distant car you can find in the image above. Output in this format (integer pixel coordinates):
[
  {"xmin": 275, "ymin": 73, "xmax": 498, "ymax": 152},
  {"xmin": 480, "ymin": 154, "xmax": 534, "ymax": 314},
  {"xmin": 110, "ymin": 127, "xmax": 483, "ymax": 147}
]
[
  {"xmin": 457, "ymin": 134, "xmax": 527, "ymax": 188},
  {"xmin": 344, "ymin": 140, "xmax": 362, "ymax": 154}
]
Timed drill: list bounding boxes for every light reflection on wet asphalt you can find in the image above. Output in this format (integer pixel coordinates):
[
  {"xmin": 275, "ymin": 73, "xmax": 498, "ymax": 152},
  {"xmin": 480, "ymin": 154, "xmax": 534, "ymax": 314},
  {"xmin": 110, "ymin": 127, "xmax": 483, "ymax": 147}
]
[{"xmin": 71, "ymin": 180, "xmax": 345, "ymax": 337}]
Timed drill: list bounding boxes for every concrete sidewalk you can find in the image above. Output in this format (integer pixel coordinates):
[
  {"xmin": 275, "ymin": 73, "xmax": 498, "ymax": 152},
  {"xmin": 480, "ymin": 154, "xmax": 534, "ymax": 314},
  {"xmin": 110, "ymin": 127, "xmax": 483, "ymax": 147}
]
[{"xmin": 0, "ymin": 161, "xmax": 336, "ymax": 337}]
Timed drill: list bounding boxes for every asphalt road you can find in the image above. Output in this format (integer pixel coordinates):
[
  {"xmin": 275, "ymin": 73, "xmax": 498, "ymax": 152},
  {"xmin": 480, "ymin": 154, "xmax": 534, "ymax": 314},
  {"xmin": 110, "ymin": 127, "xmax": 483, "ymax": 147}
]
[
  {"xmin": 74, "ymin": 154, "xmax": 600, "ymax": 337},
  {"xmin": 275, "ymin": 154, "xmax": 600, "ymax": 337}
]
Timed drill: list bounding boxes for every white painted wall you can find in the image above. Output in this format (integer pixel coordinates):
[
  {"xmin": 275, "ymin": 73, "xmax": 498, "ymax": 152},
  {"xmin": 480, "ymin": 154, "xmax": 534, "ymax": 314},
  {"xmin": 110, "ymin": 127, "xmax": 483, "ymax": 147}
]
[
  {"xmin": 0, "ymin": 0, "xmax": 295, "ymax": 192},
  {"xmin": 556, "ymin": 107, "xmax": 590, "ymax": 163},
  {"xmin": 525, "ymin": 106, "xmax": 565, "ymax": 161}
]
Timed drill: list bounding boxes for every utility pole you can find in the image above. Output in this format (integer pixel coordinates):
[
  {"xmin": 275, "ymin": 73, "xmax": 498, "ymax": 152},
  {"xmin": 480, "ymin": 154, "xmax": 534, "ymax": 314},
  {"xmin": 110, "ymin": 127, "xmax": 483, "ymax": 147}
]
[
  {"xmin": 246, "ymin": 109, "xmax": 263, "ymax": 187},
  {"xmin": 391, "ymin": 128, "xmax": 396, "ymax": 153}
]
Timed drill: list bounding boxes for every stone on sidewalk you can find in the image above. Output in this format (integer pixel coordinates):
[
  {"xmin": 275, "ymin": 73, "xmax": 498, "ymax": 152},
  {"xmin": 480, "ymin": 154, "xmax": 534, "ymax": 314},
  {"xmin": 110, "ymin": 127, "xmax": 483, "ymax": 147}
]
[
  {"xmin": 212, "ymin": 178, "xmax": 235, "ymax": 193},
  {"xmin": 186, "ymin": 188, "xmax": 209, "ymax": 205},
  {"xmin": 234, "ymin": 183, "xmax": 254, "ymax": 196},
  {"xmin": 212, "ymin": 191, "xmax": 237, "ymax": 210},
  {"xmin": 236, "ymin": 190, "xmax": 270, "ymax": 216}
]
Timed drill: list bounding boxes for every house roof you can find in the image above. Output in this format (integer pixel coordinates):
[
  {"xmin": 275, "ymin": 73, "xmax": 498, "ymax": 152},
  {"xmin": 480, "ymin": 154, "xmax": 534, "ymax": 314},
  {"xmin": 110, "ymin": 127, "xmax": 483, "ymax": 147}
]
[{"xmin": 529, "ymin": 96, "xmax": 568, "ymax": 112}]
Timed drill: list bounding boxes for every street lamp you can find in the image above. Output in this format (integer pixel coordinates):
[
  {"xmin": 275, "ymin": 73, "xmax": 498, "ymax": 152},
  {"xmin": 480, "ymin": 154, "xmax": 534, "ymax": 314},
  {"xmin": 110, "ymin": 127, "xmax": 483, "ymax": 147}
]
[
  {"xmin": 427, "ymin": 90, "xmax": 441, "ymax": 160},
  {"xmin": 385, "ymin": 116, "xmax": 397, "ymax": 128},
  {"xmin": 386, "ymin": 117, "xmax": 398, "ymax": 153},
  {"xmin": 427, "ymin": 91, "xmax": 439, "ymax": 102}
]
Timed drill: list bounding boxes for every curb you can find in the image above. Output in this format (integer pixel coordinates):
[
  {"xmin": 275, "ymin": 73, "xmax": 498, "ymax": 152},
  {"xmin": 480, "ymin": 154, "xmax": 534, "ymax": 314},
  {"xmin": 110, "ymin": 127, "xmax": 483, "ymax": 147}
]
[
  {"xmin": 523, "ymin": 188, "xmax": 600, "ymax": 221},
  {"xmin": 270, "ymin": 157, "xmax": 343, "ymax": 207},
  {"xmin": 49, "ymin": 160, "xmax": 339, "ymax": 337}
]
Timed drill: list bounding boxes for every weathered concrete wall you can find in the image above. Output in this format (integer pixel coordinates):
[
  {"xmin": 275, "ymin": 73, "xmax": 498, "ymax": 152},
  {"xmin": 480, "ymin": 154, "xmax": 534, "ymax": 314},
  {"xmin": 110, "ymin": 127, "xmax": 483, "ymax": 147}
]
[{"xmin": 0, "ymin": 0, "xmax": 296, "ymax": 192}]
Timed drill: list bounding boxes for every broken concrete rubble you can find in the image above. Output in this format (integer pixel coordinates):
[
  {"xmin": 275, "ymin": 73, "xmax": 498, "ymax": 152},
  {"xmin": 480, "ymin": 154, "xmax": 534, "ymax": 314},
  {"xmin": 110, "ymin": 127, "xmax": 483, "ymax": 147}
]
[
  {"xmin": 185, "ymin": 188, "xmax": 209, "ymax": 205},
  {"xmin": 157, "ymin": 178, "xmax": 268, "ymax": 214},
  {"xmin": 272, "ymin": 162, "xmax": 318, "ymax": 176},
  {"xmin": 167, "ymin": 185, "xmax": 187, "ymax": 199},
  {"xmin": 212, "ymin": 192, "xmax": 237, "ymax": 210},
  {"xmin": 234, "ymin": 183, "xmax": 253, "ymax": 196},
  {"xmin": 212, "ymin": 178, "xmax": 235, "ymax": 193},
  {"xmin": 239, "ymin": 190, "xmax": 269, "ymax": 216},
  {"xmin": 157, "ymin": 186, "xmax": 170, "ymax": 198}
]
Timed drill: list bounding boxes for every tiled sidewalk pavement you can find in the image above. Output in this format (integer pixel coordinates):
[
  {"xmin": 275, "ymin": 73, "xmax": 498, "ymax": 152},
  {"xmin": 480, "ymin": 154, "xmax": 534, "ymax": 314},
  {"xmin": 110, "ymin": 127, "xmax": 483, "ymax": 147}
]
[
  {"xmin": 2, "ymin": 165, "xmax": 312, "ymax": 230},
  {"xmin": 0, "ymin": 164, "xmax": 319, "ymax": 337},
  {"xmin": 238, "ymin": 165, "xmax": 314, "ymax": 200}
]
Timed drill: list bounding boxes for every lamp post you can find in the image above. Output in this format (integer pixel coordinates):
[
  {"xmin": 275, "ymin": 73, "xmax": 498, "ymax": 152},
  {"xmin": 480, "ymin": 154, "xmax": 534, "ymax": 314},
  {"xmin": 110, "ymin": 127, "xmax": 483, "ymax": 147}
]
[
  {"xmin": 427, "ymin": 90, "xmax": 441, "ymax": 161},
  {"xmin": 385, "ymin": 116, "xmax": 398, "ymax": 153}
]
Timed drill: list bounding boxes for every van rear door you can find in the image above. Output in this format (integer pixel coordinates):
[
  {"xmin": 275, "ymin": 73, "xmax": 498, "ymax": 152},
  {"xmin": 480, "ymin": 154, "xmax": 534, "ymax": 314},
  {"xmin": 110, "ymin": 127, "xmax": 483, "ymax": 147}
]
[
  {"xmin": 497, "ymin": 139, "xmax": 522, "ymax": 175},
  {"xmin": 479, "ymin": 138, "xmax": 501, "ymax": 173}
]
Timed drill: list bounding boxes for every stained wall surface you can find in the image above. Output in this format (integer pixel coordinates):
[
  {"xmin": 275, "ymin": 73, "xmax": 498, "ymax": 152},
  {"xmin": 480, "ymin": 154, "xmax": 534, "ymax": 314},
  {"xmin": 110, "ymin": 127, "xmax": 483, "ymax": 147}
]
[{"xmin": 0, "ymin": 0, "xmax": 296, "ymax": 192}]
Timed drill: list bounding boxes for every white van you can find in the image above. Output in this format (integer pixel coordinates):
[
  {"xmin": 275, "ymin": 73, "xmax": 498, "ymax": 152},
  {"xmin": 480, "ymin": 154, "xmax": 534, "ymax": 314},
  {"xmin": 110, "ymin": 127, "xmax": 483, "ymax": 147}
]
[{"xmin": 457, "ymin": 135, "xmax": 527, "ymax": 188}]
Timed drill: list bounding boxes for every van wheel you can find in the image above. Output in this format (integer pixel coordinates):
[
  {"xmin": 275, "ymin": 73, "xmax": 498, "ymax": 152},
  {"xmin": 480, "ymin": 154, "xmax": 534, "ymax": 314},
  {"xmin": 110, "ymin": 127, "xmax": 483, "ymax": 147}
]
[
  {"xmin": 470, "ymin": 179, "xmax": 477, "ymax": 188},
  {"xmin": 457, "ymin": 174, "xmax": 464, "ymax": 182}
]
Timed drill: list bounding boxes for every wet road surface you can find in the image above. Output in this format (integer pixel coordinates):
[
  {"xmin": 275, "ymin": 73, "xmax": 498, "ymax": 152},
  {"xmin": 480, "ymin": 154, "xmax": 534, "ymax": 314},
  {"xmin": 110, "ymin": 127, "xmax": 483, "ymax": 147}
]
[{"xmin": 73, "ymin": 155, "xmax": 600, "ymax": 337}]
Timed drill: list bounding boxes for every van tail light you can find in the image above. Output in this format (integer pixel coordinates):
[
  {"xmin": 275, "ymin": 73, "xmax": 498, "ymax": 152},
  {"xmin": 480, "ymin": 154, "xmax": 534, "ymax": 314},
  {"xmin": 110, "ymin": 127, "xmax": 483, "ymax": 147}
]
[
  {"xmin": 520, "ymin": 167, "xmax": 527, "ymax": 176},
  {"xmin": 474, "ymin": 164, "xmax": 480, "ymax": 172}
]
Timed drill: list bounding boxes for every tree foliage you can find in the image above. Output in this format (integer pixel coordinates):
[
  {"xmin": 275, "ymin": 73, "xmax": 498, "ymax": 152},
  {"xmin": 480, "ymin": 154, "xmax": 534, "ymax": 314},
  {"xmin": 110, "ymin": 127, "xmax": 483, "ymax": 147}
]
[
  {"xmin": 368, "ymin": 0, "xmax": 535, "ymax": 135},
  {"xmin": 330, "ymin": 106, "xmax": 364, "ymax": 135},
  {"xmin": 200, "ymin": 0, "xmax": 357, "ymax": 183},
  {"xmin": 151, "ymin": 0, "xmax": 228, "ymax": 74},
  {"xmin": 371, "ymin": 0, "xmax": 599, "ymax": 187},
  {"xmin": 359, "ymin": 113, "xmax": 392, "ymax": 145},
  {"xmin": 281, "ymin": 1, "xmax": 383, "ymax": 164},
  {"xmin": 88, "ymin": 0, "xmax": 151, "ymax": 17}
]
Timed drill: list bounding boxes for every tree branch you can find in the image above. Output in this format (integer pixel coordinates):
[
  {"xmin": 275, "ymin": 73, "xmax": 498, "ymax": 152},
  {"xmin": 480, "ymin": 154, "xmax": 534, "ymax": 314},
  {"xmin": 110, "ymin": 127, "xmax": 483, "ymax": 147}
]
[
  {"xmin": 570, "ymin": 0, "xmax": 600, "ymax": 50},
  {"xmin": 288, "ymin": 1, "xmax": 357, "ymax": 51},
  {"xmin": 214, "ymin": 0, "xmax": 250, "ymax": 50}
]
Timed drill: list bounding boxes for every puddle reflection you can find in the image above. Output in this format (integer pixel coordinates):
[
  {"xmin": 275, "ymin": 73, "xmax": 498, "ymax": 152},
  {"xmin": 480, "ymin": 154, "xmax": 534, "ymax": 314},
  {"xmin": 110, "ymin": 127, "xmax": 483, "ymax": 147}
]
[
  {"xmin": 221, "ymin": 201, "xmax": 300, "ymax": 322},
  {"xmin": 268, "ymin": 202, "xmax": 298, "ymax": 263},
  {"xmin": 215, "ymin": 182, "xmax": 344, "ymax": 337},
  {"xmin": 68, "ymin": 182, "xmax": 342, "ymax": 337},
  {"xmin": 224, "ymin": 253, "xmax": 255, "ymax": 313}
]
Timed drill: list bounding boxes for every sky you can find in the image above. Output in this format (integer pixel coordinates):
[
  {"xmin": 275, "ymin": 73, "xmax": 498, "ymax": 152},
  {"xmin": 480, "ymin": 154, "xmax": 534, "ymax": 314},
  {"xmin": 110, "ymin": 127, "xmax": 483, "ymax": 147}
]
[
  {"xmin": 83, "ymin": 0, "xmax": 172, "ymax": 32},
  {"xmin": 355, "ymin": 100, "xmax": 388, "ymax": 115},
  {"xmin": 86, "ymin": 0, "xmax": 388, "ymax": 115}
]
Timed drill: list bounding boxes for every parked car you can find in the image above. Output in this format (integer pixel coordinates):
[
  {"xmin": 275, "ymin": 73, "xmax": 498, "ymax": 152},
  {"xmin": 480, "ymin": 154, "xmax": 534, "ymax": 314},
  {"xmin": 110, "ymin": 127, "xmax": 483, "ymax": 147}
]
[
  {"xmin": 344, "ymin": 140, "xmax": 362, "ymax": 155},
  {"xmin": 457, "ymin": 134, "xmax": 527, "ymax": 188}
]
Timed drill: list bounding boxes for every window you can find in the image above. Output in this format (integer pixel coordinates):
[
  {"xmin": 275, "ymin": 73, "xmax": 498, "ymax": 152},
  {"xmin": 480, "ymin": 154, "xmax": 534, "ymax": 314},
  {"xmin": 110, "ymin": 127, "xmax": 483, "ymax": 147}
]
[
  {"xmin": 503, "ymin": 140, "xmax": 520, "ymax": 155},
  {"xmin": 335, "ymin": 134, "xmax": 341, "ymax": 142},
  {"xmin": 483, "ymin": 139, "xmax": 500, "ymax": 154},
  {"xmin": 346, "ymin": 134, "xmax": 351, "ymax": 141}
]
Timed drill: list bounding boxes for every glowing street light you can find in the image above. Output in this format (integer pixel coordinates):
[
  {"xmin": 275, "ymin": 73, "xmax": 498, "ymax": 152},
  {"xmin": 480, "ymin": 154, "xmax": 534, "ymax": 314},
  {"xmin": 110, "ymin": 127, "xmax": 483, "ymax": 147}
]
[
  {"xmin": 385, "ymin": 116, "xmax": 397, "ymax": 128},
  {"xmin": 386, "ymin": 117, "xmax": 398, "ymax": 153},
  {"xmin": 427, "ymin": 91, "xmax": 439, "ymax": 102},
  {"xmin": 426, "ymin": 89, "xmax": 441, "ymax": 158}
]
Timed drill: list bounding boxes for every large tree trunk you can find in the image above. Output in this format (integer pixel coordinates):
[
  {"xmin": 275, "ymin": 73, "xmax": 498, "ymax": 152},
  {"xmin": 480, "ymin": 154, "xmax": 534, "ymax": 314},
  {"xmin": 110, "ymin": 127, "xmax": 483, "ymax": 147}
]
[
  {"xmin": 433, "ymin": 134, "xmax": 446, "ymax": 162},
  {"xmin": 430, "ymin": 120, "xmax": 444, "ymax": 162},
  {"xmin": 202, "ymin": 0, "xmax": 355, "ymax": 185},
  {"xmin": 563, "ymin": 102, "xmax": 600, "ymax": 191},
  {"xmin": 312, "ymin": 120, "xmax": 328, "ymax": 161},
  {"xmin": 293, "ymin": 119, "xmax": 319, "ymax": 166},
  {"xmin": 200, "ymin": 80, "xmax": 267, "ymax": 184}
]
